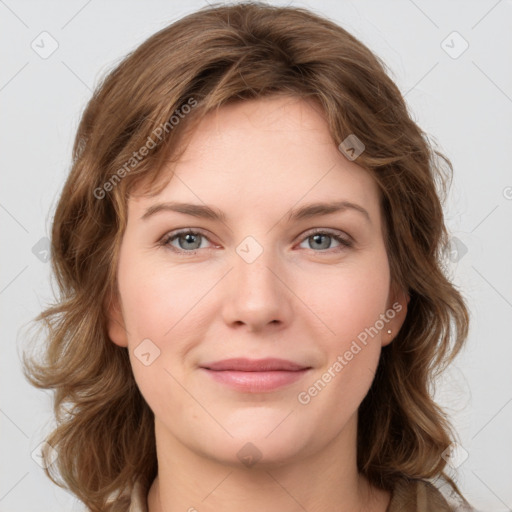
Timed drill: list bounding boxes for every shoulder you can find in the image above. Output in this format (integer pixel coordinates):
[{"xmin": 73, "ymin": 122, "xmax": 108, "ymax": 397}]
[{"xmin": 388, "ymin": 476, "xmax": 476, "ymax": 512}]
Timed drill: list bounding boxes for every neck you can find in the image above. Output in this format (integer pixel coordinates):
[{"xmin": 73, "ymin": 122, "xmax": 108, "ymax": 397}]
[{"xmin": 146, "ymin": 415, "xmax": 390, "ymax": 512}]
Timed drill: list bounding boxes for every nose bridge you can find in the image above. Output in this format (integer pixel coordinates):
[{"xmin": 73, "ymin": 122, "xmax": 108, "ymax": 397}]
[
  {"xmin": 222, "ymin": 234, "xmax": 291, "ymax": 329},
  {"xmin": 233, "ymin": 234, "xmax": 281, "ymax": 298}
]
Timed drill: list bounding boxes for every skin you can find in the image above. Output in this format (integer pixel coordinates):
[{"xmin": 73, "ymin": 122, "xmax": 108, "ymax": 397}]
[{"xmin": 108, "ymin": 95, "xmax": 408, "ymax": 512}]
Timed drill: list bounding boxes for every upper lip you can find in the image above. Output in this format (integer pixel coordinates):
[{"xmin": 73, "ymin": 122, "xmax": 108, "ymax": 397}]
[{"xmin": 200, "ymin": 358, "xmax": 310, "ymax": 372}]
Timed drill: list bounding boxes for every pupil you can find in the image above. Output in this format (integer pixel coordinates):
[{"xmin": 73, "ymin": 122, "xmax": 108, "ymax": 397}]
[
  {"xmin": 312, "ymin": 234, "xmax": 329, "ymax": 249},
  {"xmin": 182, "ymin": 233, "xmax": 199, "ymax": 249}
]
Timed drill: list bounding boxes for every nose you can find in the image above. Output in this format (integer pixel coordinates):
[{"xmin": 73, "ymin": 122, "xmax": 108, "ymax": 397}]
[{"xmin": 221, "ymin": 243, "xmax": 293, "ymax": 333}]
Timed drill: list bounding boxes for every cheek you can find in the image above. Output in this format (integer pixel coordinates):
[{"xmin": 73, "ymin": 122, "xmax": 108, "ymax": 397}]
[
  {"xmin": 300, "ymin": 254, "xmax": 391, "ymax": 347},
  {"xmin": 119, "ymin": 264, "xmax": 194, "ymax": 418},
  {"xmin": 117, "ymin": 253, "xmax": 216, "ymax": 405},
  {"xmin": 294, "ymin": 249, "xmax": 390, "ymax": 405},
  {"xmin": 119, "ymin": 253, "xmax": 206, "ymax": 343}
]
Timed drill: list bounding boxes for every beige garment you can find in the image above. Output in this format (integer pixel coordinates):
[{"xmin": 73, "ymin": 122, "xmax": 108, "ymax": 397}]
[
  {"xmin": 124, "ymin": 476, "xmax": 474, "ymax": 512},
  {"xmin": 385, "ymin": 478, "xmax": 473, "ymax": 511}
]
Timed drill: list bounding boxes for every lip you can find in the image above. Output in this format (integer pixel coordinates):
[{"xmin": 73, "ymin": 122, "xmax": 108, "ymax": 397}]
[
  {"xmin": 199, "ymin": 358, "xmax": 311, "ymax": 392},
  {"xmin": 201, "ymin": 358, "xmax": 309, "ymax": 372}
]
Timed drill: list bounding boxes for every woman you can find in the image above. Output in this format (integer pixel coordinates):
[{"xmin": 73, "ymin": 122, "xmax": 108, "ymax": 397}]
[{"xmin": 23, "ymin": 3, "xmax": 475, "ymax": 511}]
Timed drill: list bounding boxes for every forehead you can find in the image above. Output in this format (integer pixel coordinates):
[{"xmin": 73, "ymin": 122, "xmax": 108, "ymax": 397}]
[
  {"xmin": 128, "ymin": 96, "xmax": 381, "ymax": 225},
  {"xmin": 177, "ymin": 96, "xmax": 338, "ymax": 166}
]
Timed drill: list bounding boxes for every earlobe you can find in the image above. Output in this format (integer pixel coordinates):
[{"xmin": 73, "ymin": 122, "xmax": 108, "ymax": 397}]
[
  {"xmin": 382, "ymin": 286, "xmax": 409, "ymax": 347},
  {"xmin": 105, "ymin": 293, "xmax": 129, "ymax": 348}
]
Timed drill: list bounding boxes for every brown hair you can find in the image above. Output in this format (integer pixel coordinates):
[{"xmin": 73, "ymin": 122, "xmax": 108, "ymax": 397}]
[{"xmin": 23, "ymin": 2, "xmax": 470, "ymax": 510}]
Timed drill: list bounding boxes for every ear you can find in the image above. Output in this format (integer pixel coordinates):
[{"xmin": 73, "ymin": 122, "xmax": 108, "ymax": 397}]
[
  {"xmin": 382, "ymin": 282, "xmax": 410, "ymax": 347},
  {"xmin": 105, "ymin": 290, "xmax": 129, "ymax": 348}
]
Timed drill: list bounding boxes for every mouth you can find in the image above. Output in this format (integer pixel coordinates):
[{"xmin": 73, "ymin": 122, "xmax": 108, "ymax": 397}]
[{"xmin": 199, "ymin": 358, "xmax": 312, "ymax": 392}]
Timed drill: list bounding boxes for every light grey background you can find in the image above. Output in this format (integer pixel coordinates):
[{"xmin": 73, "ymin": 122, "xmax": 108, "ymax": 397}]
[{"xmin": 1, "ymin": 1, "xmax": 511, "ymax": 510}]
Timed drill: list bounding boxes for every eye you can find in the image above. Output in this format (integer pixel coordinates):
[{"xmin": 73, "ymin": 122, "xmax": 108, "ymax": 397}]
[
  {"xmin": 160, "ymin": 229, "xmax": 214, "ymax": 253},
  {"xmin": 159, "ymin": 228, "xmax": 353, "ymax": 255},
  {"xmin": 298, "ymin": 230, "xmax": 353, "ymax": 252}
]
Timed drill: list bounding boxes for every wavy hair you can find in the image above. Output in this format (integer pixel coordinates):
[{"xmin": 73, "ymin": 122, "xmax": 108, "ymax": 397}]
[{"xmin": 23, "ymin": 2, "xmax": 470, "ymax": 510}]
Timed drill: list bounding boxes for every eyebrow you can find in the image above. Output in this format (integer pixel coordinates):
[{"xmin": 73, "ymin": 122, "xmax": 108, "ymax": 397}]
[{"xmin": 141, "ymin": 200, "xmax": 370, "ymax": 223}]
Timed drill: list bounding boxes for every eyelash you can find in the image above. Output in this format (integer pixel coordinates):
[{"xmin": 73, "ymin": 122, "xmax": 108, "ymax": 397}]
[{"xmin": 158, "ymin": 228, "xmax": 353, "ymax": 255}]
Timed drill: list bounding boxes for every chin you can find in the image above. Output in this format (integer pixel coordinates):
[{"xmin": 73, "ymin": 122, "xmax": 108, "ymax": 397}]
[
  {"xmin": 190, "ymin": 412, "xmax": 317, "ymax": 468},
  {"xmin": 200, "ymin": 435, "xmax": 312, "ymax": 470}
]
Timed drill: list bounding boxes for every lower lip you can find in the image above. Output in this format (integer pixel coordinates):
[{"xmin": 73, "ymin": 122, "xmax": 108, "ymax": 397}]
[{"xmin": 200, "ymin": 368, "xmax": 310, "ymax": 392}]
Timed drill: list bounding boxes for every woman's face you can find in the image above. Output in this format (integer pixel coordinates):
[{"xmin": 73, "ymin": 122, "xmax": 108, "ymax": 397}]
[{"xmin": 108, "ymin": 95, "xmax": 407, "ymax": 467}]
